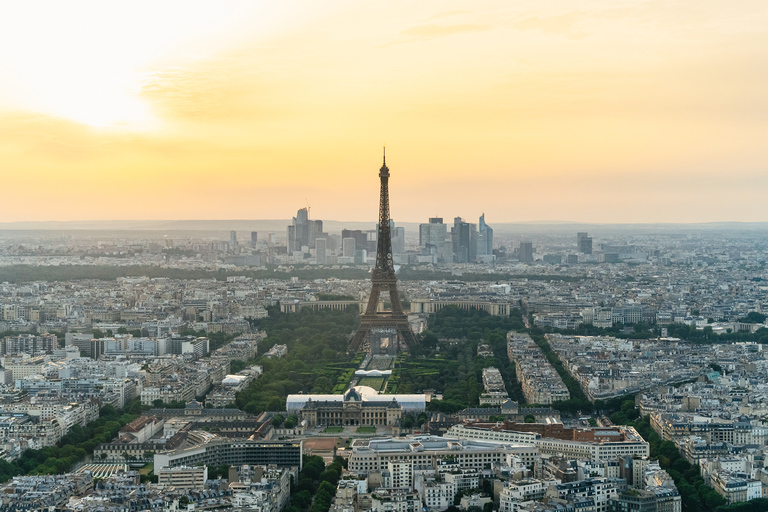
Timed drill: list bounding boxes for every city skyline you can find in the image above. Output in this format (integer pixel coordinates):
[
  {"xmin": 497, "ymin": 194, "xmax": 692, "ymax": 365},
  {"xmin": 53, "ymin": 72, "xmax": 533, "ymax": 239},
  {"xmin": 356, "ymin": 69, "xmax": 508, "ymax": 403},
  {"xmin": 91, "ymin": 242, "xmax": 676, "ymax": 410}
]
[{"xmin": 1, "ymin": 1, "xmax": 767, "ymax": 224}]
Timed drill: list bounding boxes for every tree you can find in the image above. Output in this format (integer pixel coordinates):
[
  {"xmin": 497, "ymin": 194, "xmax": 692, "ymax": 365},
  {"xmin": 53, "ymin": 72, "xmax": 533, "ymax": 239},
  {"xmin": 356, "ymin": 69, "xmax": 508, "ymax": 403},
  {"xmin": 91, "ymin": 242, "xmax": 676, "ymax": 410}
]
[
  {"xmin": 739, "ymin": 311, "xmax": 766, "ymax": 323},
  {"xmin": 319, "ymin": 467, "xmax": 340, "ymax": 486},
  {"xmin": 293, "ymin": 490, "xmax": 312, "ymax": 509},
  {"xmin": 272, "ymin": 414, "xmax": 285, "ymax": 428},
  {"xmin": 268, "ymin": 398, "xmax": 285, "ymax": 412},
  {"xmin": 524, "ymin": 415, "xmax": 536, "ymax": 423}
]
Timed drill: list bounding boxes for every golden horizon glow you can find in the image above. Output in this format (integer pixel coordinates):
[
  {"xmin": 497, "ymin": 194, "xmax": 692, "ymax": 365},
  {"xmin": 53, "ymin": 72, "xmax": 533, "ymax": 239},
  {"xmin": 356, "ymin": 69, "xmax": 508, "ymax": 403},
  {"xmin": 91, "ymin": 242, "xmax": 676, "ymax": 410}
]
[{"xmin": 1, "ymin": 1, "xmax": 767, "ymax": 223}]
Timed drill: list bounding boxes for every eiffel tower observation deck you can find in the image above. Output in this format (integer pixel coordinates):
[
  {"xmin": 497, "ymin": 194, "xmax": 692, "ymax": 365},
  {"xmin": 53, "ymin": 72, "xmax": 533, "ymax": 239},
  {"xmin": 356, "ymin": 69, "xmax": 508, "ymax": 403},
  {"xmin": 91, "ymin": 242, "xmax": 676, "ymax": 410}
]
[{"xmin": 348, "ymin": 150, "xmax": 417, "ymax": 353}]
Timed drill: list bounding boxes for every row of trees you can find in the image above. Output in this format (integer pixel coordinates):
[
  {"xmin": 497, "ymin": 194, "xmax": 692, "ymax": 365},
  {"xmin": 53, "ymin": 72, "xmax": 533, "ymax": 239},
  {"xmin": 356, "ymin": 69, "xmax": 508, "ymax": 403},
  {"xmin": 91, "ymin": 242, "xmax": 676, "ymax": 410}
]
[
  {"xmin": 419, "ymin": 305, "xmax": 526, "ymax": 344},
  {"xmin": 272, "ymin": 414, "xmax": 300, "ymax": 429},
  {"xmin": 397, "ymin": 268, "xmax": 585, "ymax": 283},
  {"xmin": 536, "ymin": 315, "xmax": 768, "ymax": 345},
  {"xmin": 287, "ymin": 455, "xmax": 347, "ymax": 512},
  {"xmin": 527, "ymin": 333, "xmax": 594, "ymax": 414},
  {"xmin": 390, "ymin": 307, "xmax": 527, "ymax": 413},
  {"xmin": 234, "ymin": 307, "xmax": 361, "ymax": 414},
  {"xmin": 611, "ymin": 400, "xmax": 727, "ymax": 512},
  {"xmin": 0, "ymin": 264, "xmax": 370, "ymax": 284},
  {"xmin": 0, "ymin": 399, "xmax": 144, "ymax": 483}
]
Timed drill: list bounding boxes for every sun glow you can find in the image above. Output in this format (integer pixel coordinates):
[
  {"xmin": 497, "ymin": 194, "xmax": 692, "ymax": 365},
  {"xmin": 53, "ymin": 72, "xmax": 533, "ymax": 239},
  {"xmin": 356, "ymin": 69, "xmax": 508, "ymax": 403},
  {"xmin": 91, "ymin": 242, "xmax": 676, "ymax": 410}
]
[{"xmin": 0, "ymin": 1, "xmax": 261, "ymax": 129}]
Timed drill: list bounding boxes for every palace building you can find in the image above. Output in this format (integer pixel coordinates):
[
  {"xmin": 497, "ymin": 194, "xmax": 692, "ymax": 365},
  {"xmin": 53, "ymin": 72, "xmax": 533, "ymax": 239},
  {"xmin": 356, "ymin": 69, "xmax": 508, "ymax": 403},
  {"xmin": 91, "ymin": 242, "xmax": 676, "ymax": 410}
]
[{"xmin": 298, "ymin": 387, "xmax": 404, "ymax": 427}]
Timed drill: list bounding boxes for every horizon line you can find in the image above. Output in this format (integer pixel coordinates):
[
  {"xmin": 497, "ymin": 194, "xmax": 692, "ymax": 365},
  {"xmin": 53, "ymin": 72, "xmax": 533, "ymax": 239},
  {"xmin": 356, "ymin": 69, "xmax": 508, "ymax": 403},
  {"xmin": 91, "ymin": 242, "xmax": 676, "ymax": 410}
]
[{"xmin": 2, "ymin": 219, "xmax": 768, "ymax": 227}]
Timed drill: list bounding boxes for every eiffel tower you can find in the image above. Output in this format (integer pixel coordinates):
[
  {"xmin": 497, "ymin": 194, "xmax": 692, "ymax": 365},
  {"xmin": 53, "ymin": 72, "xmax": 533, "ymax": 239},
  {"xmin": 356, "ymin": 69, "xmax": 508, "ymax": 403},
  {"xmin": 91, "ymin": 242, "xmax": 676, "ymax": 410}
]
[{"xmin": 348, "ymin": 150, "xmax": 417, "ymax": 353}]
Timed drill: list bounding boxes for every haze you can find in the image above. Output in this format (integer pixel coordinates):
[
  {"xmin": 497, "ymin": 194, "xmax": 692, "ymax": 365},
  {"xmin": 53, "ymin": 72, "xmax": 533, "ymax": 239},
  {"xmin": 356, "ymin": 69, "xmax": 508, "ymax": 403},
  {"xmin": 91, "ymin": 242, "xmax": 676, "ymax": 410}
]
[{"xmin": 1, "ymin": 1, "xmax": 766, "ymax": 224}]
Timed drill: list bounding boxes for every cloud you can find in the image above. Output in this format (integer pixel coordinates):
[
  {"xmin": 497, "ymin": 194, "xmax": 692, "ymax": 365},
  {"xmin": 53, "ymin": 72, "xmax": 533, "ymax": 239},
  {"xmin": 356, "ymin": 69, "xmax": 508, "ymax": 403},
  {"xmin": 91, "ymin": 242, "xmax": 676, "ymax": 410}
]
[
  {"xmin": 512, "ymin": 11, "xmax": 588, "ymax": 39},
  {"xmin": 429, "ymin": 10, "xmax": 472, "ymax": 20},
  {"xmin": 390, "ymin": 23, "xmax": 491, "ymax": 44},
  {"xmin": 138, "ymin": 49, "xmax": 290, "ymax": 125}
]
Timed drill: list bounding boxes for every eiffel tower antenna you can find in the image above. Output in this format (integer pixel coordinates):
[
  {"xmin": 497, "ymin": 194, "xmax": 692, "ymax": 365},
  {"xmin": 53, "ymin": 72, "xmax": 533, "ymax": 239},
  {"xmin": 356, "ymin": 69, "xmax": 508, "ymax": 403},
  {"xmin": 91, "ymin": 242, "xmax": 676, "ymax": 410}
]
[{"xmin": 348, "ymin": 150, "xmax": 417, "ymax": 353}]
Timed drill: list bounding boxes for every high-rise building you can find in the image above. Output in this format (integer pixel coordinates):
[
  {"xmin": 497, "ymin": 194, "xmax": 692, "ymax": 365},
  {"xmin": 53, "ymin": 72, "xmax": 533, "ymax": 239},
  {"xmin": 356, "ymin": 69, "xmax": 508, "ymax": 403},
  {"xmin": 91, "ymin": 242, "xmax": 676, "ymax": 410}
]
[
  {"xmin": 287, "ymin": 208, "xmax": 326, "ymax": 251},
  {"xmin": 70, "ymin": 335, "xmax": 102, "ymax": 360},
  {"xmin": 327, "ymin": 234, "xmax": 340, "ymax": 252},
  {"xmin": 519, "ymin": 241, "xmax": 534, "ymax": 263},
  {"xmin": 342, "ymin": 238, "xmax": 356, "ymax": 258},
  {"xmin": 315, "ymin": 238, "xmax": 327, "ymax": 264},
  {"xmin": 392, "ymin": 226, "xmax": 405, "ymax": 255},
  {"xmin": 341, "ymin": 229, "xmax": 369, "ymax": 252},
  {"xmin": 250, "ymin": 232, "xmax": 258, "ymax": 247},
  {"xmin": 229, "ymin": 230, "xmax": 237, "ymax": 251},
  {"xmin": 308, "ymin": 220, "xmax": 325, "ymax": 248},
  {"xmin": 286, "ymin": 225, "xmax": 296, "ymax": 251},
  {"xmin": 451, "ymin": 217, "xmax": 477, "ymax": 263},
  {"xmin": 353, "ymin": 249, "xmax": 367, "ymax": 264},
  {"xmin": 477, "ymin": 213, "xmax": 494, "ymax": 256},
  {"xmin": 288, "ymin": 208, "xmax": 310, "ymax": 252},
  {"xmin": 1, "ymin": 334, "xmax": 57, "ymax": 355},
  {"xmin": 419, "ymin": 217, "xmax": 448, "ymax": 261},
  {"xmin": 577, "ymin": 232, "xmax": 593, "ymax": 254}
]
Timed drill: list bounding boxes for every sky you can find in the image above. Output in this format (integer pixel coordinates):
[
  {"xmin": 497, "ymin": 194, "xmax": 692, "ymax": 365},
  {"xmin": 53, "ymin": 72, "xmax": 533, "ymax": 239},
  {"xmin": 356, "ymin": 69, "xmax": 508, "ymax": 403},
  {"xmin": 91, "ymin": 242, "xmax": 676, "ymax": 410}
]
[{"xmin": 0, "ymin": 1, "xmax": 766, "ymax": 224}]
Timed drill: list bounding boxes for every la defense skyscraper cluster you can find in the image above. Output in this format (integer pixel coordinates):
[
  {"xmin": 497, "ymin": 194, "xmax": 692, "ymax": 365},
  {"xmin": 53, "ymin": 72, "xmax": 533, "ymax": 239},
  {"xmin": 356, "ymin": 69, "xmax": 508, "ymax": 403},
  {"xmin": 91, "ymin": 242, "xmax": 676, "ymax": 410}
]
[{"xmin": 417, "ymin": 214, "xmax": 494, "ymax": 264}]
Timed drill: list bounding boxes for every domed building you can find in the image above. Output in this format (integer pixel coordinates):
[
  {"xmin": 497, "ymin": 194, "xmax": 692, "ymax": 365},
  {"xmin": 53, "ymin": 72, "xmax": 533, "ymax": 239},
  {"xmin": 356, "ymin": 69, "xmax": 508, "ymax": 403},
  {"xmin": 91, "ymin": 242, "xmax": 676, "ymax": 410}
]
[{"xmin": 298, "ymin": 386, "xmax": 406, "ymax": 427}]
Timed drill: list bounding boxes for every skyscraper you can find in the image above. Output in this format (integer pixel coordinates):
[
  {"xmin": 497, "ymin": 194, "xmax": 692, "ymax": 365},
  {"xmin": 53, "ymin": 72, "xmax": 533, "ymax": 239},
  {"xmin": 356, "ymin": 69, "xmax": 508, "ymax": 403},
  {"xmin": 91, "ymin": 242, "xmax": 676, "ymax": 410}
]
[
  {"xmin": 341, "ymin": 229, "xmax": 368, "ymax": 252},
  {"xmin": 229, "ymin": 230, "xmax": 237, "ymax": 251},
  {"xmin": 290, "ymin": 208, "xmax": 310, "ymax": 252},
  {"xmin": 392, "ymin": 226, "xmax": 405, "ymax": 255},
  {"xmin": 419, "ymin": 217, "xmax": 448, "ymax": 262},
  {"xmin": 288, "ymin": 208, "xmax": 326, "ymax": 252},
  {"xmin": 577, "ymin": 232, "xmax": 593, "ymax": 254},
  {"xmin": 519, "ymin": 241, "xmax": 534, "ymax": 263},
  {"xmin": 477, "ymin": 213, "xmax": 493, "ymax": 256},
  {"xmin": 315, "ymin": 238, "xmax": 327, "ymax": 264},
  {"xmin": 308, "ymin": 219, "xmax": 325, "ymax": 247},
  {"xmin": 342, "ymin": 237, "xmax": 356, "ymax": 258},
  {"xmin": 250, "ymin": 231, "xmax": 258, "ymax": 247},
  {"xmin": 452, "ymin": 217, "xmax": 471, "ymax": 263},
  {"xmin": 286, "ymin": 225, "xmax": 296, "ymax": 251}
]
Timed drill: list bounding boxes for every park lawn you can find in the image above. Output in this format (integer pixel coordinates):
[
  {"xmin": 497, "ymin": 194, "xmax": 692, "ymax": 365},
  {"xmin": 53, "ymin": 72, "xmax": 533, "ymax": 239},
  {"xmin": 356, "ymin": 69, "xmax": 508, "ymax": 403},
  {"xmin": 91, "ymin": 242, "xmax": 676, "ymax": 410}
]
[
  {"xmin": 356, "ymin": 426, "xmax": 376, "ymax": 434},
  {"xmin": 357, "ymin": 377, "xmax": 385, "ymax": 391},
  {"xmin": 324, "ymin": 426, "xmax": 344, "ymax": 433},
  {"xmin": 139, "ymin": 463, "xmax": 154, "ymax": 476}
]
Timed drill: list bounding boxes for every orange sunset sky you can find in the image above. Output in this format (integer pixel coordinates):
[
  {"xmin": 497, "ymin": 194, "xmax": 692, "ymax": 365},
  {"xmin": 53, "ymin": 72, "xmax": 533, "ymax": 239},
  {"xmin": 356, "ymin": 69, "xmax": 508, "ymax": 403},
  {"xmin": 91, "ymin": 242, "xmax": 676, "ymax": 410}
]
[{"xmin": 0, "ymin": 1, "xmax": 766, "ymax": 224}]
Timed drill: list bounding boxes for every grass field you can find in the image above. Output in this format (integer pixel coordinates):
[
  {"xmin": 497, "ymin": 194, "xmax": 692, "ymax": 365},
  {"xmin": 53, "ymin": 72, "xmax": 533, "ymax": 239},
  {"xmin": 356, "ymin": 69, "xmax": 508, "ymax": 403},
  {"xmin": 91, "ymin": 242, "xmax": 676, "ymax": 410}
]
[
  {"xmin": 356, "ymin": 426, "xmax": 376, "ymax": 433},
  {"xmin": 323, "ymin": 426, "xmax": 344, "ymax": 433},
  {"xmin": 357, "ymin": 377, "xmax": 385, "ymax": 390},
  {"xmin": 139, "ymin": 463, "xmax": 154, "ymax": 476}
]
